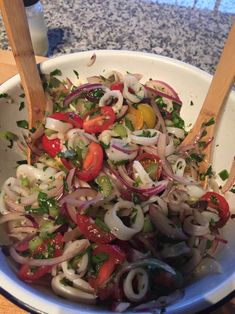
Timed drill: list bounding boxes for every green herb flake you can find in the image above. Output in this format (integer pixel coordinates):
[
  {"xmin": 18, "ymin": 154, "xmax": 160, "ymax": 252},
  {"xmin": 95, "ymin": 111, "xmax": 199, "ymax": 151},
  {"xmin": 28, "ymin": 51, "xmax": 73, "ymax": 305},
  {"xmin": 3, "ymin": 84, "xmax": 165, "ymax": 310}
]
[
  {"xmin": 203, "ymin": 117, "xmax": 215, "ymax": 127},
  {"xmin": 95, "ymin": 218, "xmax": 110, "ymax": 232},
  {"xmin": 73, "ymin": 70, "xmax": 79, "ymax": 79},
  {"xmin": 0, "ymin": 131, "xmax": 19, "ymax": 149},
  {"xmin": 16, "ymin": 120, "xmax": 28, "ymax": 129},
  {"xmin": 16, "ymin": 160, "xmax": 27, "ymax": 165},
  {"xmin": 60, "ymin": 277, "xmax": 73, "ymax": 286},
  {"xmin": 50, "ymin": 69, "xmax": 62, "ymax": 76},
  {"xmin": 210, "ymin": 194, "xmax": 218, "ymax": 204},
  {"xmin": 92, "ymin": 252, "xmax": 109, "ymax": 265},
  {"xmin": 63, "ymin": 177, "xmax": 69, "ymax": 193},
  {"xmin": 218, "ymin": 169, "xmax": 229, "ymax": 181},
  {"xmin": 230, "ymin": 185, "xmax": 235, "ymax": 193},
  {"xmin": 133, "ymin": 176, "xmax": 142, "ymax": 187},
  {"xmin": 124, "ymin": 117, "xmax": 134, "ymax": 131},
  {"xmin": 130, "ymin": 207, "xmax": 138, "ymax": 224},
  {"xmin": 0, "ymin": 93, "xmax": 9, "ymax": 98},
  {"xmin": 19, "ymin": 101, "xmax": 25, "ymax": 111},
  {"xmin": 138, "ymin": 130, "xmax": 156, "ymax": 138}
]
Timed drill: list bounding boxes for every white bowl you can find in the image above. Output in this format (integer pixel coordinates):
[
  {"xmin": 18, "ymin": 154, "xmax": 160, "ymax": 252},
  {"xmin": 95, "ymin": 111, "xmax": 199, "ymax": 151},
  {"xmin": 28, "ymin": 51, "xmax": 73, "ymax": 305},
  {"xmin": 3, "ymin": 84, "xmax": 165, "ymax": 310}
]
[{"xmin": 0, "ymin": 50, "xmax": 235, "ymax": 314}]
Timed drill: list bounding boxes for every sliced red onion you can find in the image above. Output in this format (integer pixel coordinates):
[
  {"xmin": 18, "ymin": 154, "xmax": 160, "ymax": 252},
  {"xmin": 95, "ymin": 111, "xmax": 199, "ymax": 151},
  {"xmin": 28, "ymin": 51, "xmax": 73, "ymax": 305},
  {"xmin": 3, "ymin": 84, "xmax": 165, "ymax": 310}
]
[
  {"xmin": 64, "ymin": 168, "xmax": 77, "ymax": 194},
  {"xmin": 145, "ymin": 83, "xmax": 182, "ymax": 104},
  {"xmin": 149, "ymin": 97, "xmax": 167, "ymax": 134},
  {"xmin": 158, "ymin": 133, "xmax": 196, "ymax": 185},
  {"xmin": 63, "ymin": 83, "xmax": 105, "ymax": 107},
  {"xmin": 109, "ymin": 163, "xmax": 168, "ymax": 196},
  {"xmin": 222, "ymin": 156, "xmax": 235, "ymax": 193},
  {"xmin": 63, "ymin": 227, "xmax": 81, "ymax": 242},
  {"xmin": 106, "ymin": 140, "xmax": 138, "ymax": 162},
  {"xmin": 111, "ymin": 139, "xmax": 138, "ymax": 155}
]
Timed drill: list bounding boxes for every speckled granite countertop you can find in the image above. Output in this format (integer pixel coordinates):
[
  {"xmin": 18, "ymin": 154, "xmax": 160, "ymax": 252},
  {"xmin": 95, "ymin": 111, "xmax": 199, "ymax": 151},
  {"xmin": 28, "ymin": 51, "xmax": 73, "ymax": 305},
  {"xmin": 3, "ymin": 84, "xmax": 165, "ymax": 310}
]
[{"xmin": 0, "ymin": 0, "xmax": 234, "ymax": 74}]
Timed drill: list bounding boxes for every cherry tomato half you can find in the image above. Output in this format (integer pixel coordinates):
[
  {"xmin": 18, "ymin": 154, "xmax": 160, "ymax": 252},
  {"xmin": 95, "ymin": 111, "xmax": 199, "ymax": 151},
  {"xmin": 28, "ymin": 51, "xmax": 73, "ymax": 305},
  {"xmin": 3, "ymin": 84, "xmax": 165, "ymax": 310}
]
[
  {"xmin": 136, "ymin": 153, "xmax": 162, "ymax": 180},
  {"xmin": 76, "ymin": 214, "xmax": 116, "ymax": 244},
  {"xmin": 76, "ymin": 142, "xmax": 103, "ymax": 181},
  {"xmin": 18, "ymin": 264, "xmax": 52, "ymax": 283},
  {"xmin": 89, "ymin": 244, "xmax": 126, "ymax": 289},
  {"xmin": 42, "ymin": 135, "xmax": 61, "ymax": 158},
  {"xmin": 110, "ymin": 82, "xmax": 124, "ymax": 93},
  {"xmin": 83, "ymin": 106, "xmax": 116, "ymax": 133},
  {"xmin": 201, "ymin": 192, "xmax": 230, "ymax": 228},
  {"xmin": 50, "ymin": 112, "xmax": 83, "ymax": 129}
]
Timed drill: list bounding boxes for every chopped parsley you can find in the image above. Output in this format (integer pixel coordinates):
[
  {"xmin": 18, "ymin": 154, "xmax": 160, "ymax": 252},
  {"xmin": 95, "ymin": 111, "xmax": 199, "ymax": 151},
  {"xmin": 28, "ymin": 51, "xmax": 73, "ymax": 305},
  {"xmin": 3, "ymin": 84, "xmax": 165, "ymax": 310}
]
[
  {"xmin": 124, "ymin": 117, "xmax": 134, "ymax": 131},
  {"xmin": 130, "ymin": 207, "xmax": 138, "ymax": 224},
  {"xmin": 0, "ymin": 131, "xmax": 19, "ymax": 149},
  {"xmin": 95, "ymin": 218, "xmax": 110, "ymax": 232},
  {"xmin": 16, "ymin": 120, "xmax": 28, "ymax": 129},
  {"xmin": 73, "ymin": 69, "xmax": 79, "ymax": 79},
  {"xmin": 0, "ymin": 93, "xmax": 9, "ymax": 98},
  {"xmin": 218, "ymin": 169, "xmax": 229, "ymax": 181},
  {"xmin": 92, "ymin": 252, "xmax": 109, "ymax": 265},
  {"xmin": 50, "ymin": 69, "xmax": 62, "ymax": 76},
  {"xmin": 19, "ymin": 101, "xmax": 25, "ymax": 111},
  {"xmin": 138, "ymin": 130, "xmax": 156, "ymax": 138},
  {"xmin": 202, "ymin": 117, "xmax": 215, "ymax": 127}
]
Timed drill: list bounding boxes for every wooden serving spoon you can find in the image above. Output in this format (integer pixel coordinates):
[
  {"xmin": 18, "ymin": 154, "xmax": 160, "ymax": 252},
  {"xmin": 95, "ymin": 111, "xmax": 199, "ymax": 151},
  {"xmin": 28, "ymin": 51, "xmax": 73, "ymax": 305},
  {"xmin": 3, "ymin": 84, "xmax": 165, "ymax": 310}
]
[
  {"xmin": 181, "ymin": 22, "xmax": 235, "ymax": 179},
  {"xmin": 0, "ymin": 0, "xmax": 46, "ymax": 160}
]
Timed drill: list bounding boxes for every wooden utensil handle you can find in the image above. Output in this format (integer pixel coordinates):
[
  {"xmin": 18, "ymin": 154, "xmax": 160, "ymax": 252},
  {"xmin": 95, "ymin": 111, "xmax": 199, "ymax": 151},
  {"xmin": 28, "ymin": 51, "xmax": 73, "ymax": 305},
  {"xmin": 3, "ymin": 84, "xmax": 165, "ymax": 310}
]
[
  {"xmin": 0, "ymin": 0, "xmax": 46, "ymax": 128},
  {"xmin": 182, "ymin": 22, "xmax": 235, "ymax": 147}
]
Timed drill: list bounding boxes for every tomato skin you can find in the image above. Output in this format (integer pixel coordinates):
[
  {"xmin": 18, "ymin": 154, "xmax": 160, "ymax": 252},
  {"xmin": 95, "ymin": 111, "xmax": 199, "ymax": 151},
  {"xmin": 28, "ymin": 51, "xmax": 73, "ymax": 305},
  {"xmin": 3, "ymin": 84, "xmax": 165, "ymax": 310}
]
[
  {"xmin": 18, "ymin": 264, "xmax": 52, "ymax": 283},
  {"xmin": 136, "ymin": 153, "xmax": 162, "ymax": 180},
  {"xmin": 77, "ymin": 142, "xmax": 103, "ymax": 181},
  {"xmin": 76, "ymin": 214, "xmax": 116, "ymax": 244},
  {"xmin": 89, "ymin": 244, "xmax": 126, "ymax": 289},
  {"xmin": 18, "ymin": 233, "xmax": 64, "ymax": 283},
  {"xmin": 201, "ymin": 192, "xmax": 230, "ymax": 228},
  {"xmin": 83, "ymin": 106, "xmax": 116, "ymax": 133},
  {"xmin": 50, "ymin": 112, "xmax": 83, "ymax": 129},
  {"xmin": 42, "ymin": 135, "xmax": 61, "ymax": 158},
  {"xmin": 33, "ymin": 233, "xmax": 64, "ymax": 258},
  {"xmin": 110, "ymin": 82, "xmax": 124, "ymax": 93}
]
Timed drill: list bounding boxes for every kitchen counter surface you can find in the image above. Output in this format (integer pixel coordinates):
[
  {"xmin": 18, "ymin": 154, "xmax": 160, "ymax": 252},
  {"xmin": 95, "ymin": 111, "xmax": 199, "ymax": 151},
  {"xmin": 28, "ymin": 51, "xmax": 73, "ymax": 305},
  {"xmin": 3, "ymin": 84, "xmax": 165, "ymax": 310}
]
[{"xmin": 0, "ymin": 0, "xmax": 234, "ymax": 75}]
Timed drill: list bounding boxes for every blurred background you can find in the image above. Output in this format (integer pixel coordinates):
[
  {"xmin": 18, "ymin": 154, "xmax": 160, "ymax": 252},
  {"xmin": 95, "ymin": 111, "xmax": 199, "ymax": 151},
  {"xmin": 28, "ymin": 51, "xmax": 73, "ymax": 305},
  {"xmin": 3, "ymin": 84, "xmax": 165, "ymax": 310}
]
[{"xmin": 0, "ymin": 0, "xmax": 234, "ymax": 74}]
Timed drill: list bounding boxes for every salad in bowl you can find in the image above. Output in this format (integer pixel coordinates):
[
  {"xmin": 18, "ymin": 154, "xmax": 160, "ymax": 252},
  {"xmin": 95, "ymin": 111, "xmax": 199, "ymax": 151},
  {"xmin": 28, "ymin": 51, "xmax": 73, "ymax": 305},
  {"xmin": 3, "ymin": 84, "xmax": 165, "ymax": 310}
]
[{"xmin": 0, "ymin": 50, "xmax": 235, "ymax": 314}]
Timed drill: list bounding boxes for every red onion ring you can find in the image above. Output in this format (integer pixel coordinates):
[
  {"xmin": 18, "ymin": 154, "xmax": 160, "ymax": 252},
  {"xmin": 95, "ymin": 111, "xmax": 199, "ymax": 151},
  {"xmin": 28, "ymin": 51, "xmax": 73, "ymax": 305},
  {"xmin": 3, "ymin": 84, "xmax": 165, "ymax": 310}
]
[
  {"xmin": 145, "ymin": 85, "xmax": 182, "ymax": 104},
  {"xmin": 63, "ymin": 83, "xmax": 104, "ymax": 106}
]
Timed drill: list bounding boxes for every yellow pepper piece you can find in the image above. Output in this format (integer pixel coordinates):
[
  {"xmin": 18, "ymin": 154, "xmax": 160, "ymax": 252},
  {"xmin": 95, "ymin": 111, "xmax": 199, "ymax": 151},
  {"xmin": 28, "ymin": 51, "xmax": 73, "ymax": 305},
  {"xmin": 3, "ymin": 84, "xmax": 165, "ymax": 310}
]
[
  {"xmin": 126, "ymin": 106, "xmax": 144, "ymax": 130},
  {"xmin": 137, "ymin": 103, "xmax": 156, "ymax": 128}
]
